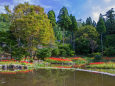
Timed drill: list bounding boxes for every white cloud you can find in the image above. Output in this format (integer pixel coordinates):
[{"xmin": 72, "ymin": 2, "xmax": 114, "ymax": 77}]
[
  {"xmin": 103, "ymin": 0, "xmax": 112, "ymax": 3},
  {"xmin": 92, "ymin": 12, "xmax": 100, "ymax": 22},
  {"xmin": 0, "ymin": 6, "xmax": 5, "ymax": 13},
  {"xmin": 84, "ymin": 0, "xmax": 115, "ymax": 22}
]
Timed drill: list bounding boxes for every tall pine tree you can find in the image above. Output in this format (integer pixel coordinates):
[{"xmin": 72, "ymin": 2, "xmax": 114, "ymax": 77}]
[
  {"xmin": 69, "ymin": 14, "xmax": 78, "ymax": 49},
  {"xmin": 96, "ymin": 14, "xmax": 106, "ymax": 55},
  {"xmin": 47, "ymin": 10, "xmax": 56, "ymax": 27},
  {"xmin": 86, "ymin": 17, "xmax": 92, "ymax": 25},
  {"xmin": 57, "ymin": 6, "xmax": 72, "ymax": 45}
]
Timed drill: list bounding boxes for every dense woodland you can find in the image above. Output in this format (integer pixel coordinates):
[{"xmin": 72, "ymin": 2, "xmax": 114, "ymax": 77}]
[{"xmin": 0, "ymin": 3, "xmax": 115, "ymax": 60}]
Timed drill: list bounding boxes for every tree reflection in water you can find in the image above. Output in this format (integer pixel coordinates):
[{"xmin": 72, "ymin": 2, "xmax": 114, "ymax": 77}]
[{"xmin": 0, "ymin": 69, "xmax": 115, "ymax": 86}]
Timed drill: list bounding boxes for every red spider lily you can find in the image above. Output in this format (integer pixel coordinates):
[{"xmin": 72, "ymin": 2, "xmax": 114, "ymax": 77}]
[
  {"xmin": 48, "ymin": 57, "xmax": 72, "ymax": 62},
  {"xmin": 89, "ymin": 62, "xmax": 105, "ymax": 65},
  {"xmin": 20, "ymin": 61, "xmax": 32, "ymax": 64},
  {"xmin": 0, "ymin": 69, "xmax": 33, "ymax": 74},
  {"xmin": 70, "ymin": 57, "xmax": 86, "ymax": 61},
  {"xmin": 0, "ymin": 60, "xmax": 32, "ymax": 64}
]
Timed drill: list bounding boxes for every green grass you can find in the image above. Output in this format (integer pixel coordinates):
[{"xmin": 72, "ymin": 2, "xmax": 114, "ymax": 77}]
[{"xmin": 86, "ymin": 62, "xmax": 115, "ymax": 69}]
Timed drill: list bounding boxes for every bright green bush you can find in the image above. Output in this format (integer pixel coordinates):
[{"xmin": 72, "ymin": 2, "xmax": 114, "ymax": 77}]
[
  {"xmin": 69, "ymin": 50, "xmax": 75, "ymax": 56},
  {"xmin": 58, "ymin": 44, "xmax": 75, "ymax": 56}
]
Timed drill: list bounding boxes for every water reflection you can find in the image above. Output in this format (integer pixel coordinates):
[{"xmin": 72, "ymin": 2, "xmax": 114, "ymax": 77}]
[{"xmin": 0, "ymin": 69, "xmax": 115, "ymax": 86}]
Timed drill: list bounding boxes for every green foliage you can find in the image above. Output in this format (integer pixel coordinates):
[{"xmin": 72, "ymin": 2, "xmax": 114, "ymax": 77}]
[
  {"xmin": 96, "ymin": 14, "xmax": 106, "ymax": 34},
  {"xmin": 59, "ymin": 49, "xmax": 67, "ymax": 56},
  {"xmin": 57, "ymin": 7, "xmax": 72, "ymax": 44},
  {"xmin": 12, "ymin": 47, "xmax": 27, "ymax": 61},
  {"xmin": 47, "ymin": 10, "xmax": 56, "ymax": 27},
  {"xmin": 86, "ymin": 17, "xmax": 92, "ymax": 25},
  {"xmin": 105, "ymin": 34, "xmax": 115, "ymax": 47},
  {"xmin": 92, "ymin": 52, "xmax": 102, "ymax": 62},
  {"xmin": 105, "ymin": 8, "xmax": 115, "ymax": 34},
  {"xmin": 104, "ymin": 47, "xmax": 115, "ymax": 56},
  {"xmin": 58, "ymin": 44, "xmax": 75, "ymax": 56},
  {"xmin": 75, "ymin": 59, "xmax": 86, "ymax": 65},
  {"xmin": 57, "ymin": 6, "xmax": 72, "ymax": 29},
  {"xmin": 92, "ymin": 20, "xmax": 96, "ymax": 27},
  {"xmin": 76, "ymin": 25, "xmax": 99, "ymax": 54},
  {"xmin": 53, "ymin": 25, "xmax": 63, "ymax": 42},
  {"xmin": 76, "ymin": 37, "xmax": 90, "ymax": 54},
  {"xmin": 0, "ymin": 14, "xmax": 10, "ymax": 32},
  {"xmin": 9, "ymin": 3, "xmax": 55, "ymax": 57},
  {"xmin": 0, "ymin": 47, "xmax": 3, "ymax": 55},
  {"xmin": 69, "ymin": 14, "xmax": 78, "ymax": 31},
  {"xmin": 52, "ymin": 48, "xmax": 60, "ymax": 57},
  {"xmin": 36, "ymin": 48, "xmax": 52, "ymax": 60},
  {"xmin": 77, "ymin": 25, "xmax": 99, "ymax": 40}
]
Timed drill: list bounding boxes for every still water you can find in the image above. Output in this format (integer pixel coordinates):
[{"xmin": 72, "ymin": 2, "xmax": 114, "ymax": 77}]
[{"xmin": 0, "ymin": 69, "xmax": 115, "ymax": 86}]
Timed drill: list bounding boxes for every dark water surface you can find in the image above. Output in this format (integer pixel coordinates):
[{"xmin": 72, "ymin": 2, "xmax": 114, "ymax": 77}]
[{"xmin": 0, "ymin": 69, "xmax": 115, "ymax": 86}]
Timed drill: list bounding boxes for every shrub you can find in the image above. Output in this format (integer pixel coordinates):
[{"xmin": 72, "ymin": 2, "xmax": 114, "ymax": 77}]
[
  {"xmin": 0, "ymin": 47, "xmax": 3, "ymax": 55},
  {"xmin": 51, "ymin": 48, "xmax": 60, "ymax": 56},
  {"xmin": 71, "ymin": 57, "xmax": 87, "ymax": 65},
  {"xmin": 36, "ymin": 48, "xmax": 52, "ymax": 60},
  {"xmin": 69, "ymin": 50, "xmax": 75, "ymax": 56},
  {"xmin": 59, "ymin": 49, "xmax": 67, "ymax": 56},
  {"xmin": 104, "ymin": 47, "xmax": 115, "ymax": 56},
  {"xmin": 58, "ymin": 44, "xmax": 75, "ymax": 57},
  {"xmin": 92, "ymin": 52, "xmax": 102, "ymax": 62},
  {"xmin": 75, "ymin": 37, "xmax": 90, "ymax": 54}
]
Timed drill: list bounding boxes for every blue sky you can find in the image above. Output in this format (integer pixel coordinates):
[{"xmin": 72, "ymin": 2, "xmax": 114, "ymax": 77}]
[{"xmin": 0, "ymin": 0, "xmax": 115, "ymax": 22}]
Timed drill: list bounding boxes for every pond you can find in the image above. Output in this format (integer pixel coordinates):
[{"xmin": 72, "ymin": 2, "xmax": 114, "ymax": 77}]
[{"xmin": 0, "ymin": 69, "xmax": 115, "ymax": 86}]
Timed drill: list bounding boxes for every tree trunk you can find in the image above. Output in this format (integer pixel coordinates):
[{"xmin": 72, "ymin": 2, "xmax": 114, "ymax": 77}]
[{"xmin": 101, "ymin": 34, "xmax": 103, "ymax": 55}]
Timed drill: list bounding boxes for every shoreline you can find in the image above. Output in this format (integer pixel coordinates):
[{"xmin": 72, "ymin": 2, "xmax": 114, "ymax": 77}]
[{"xmin": 35, "ymin": 67, "xmax": 115, "ymax": 76}]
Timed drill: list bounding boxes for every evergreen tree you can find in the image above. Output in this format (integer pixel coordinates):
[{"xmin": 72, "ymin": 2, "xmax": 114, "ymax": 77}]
[
  {"xmin": 69, "ymin": 14, "xmax": 78, "ymax": 49},
  {"xmin": 47, "ymin": 10, "xmax": 56, "ymax": 27},
  {"xmin": 82, "ymin": 22, "xmax": 86, "ymax": 26},
  {"xmin": 96, "ymin": 14, "xmax": 106, "ymax": 55},
  {"xmin": 92, "ymin": 20, "xmax": 96, "ymax": 27},
  {"xmin": 57, "ymin": 6, "xmax": 72, "ymax": 45},
  {"xmin": 105, "ymin": 8, "xmax": 115, "ymax": 34},
  {"xmin": 86, "ymin": 17, "xmax": 92, "ymax": 25}
]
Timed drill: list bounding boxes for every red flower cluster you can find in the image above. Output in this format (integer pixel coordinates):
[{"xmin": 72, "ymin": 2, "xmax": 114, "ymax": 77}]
[
  {"xmin": 49, "ymin": 57, "xmax": 72, "ymax": 62},
  {"xmin": 0, "ymin": 69, "xmax": 33, "ymax": 74},
  {"xmin": 0, "ymin": 60, "xmax": 32, "ymax": 64},
  {"xmin": 70, "ymin": 57, "xmax": 86, "ymax": 61},
  {"xmin": 90, "ymin": 62, "xmax": 105, "ymax": 65},
  {"xmin": 20, "ymin": 61, "xmax": 32, "ymax": 64}
]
